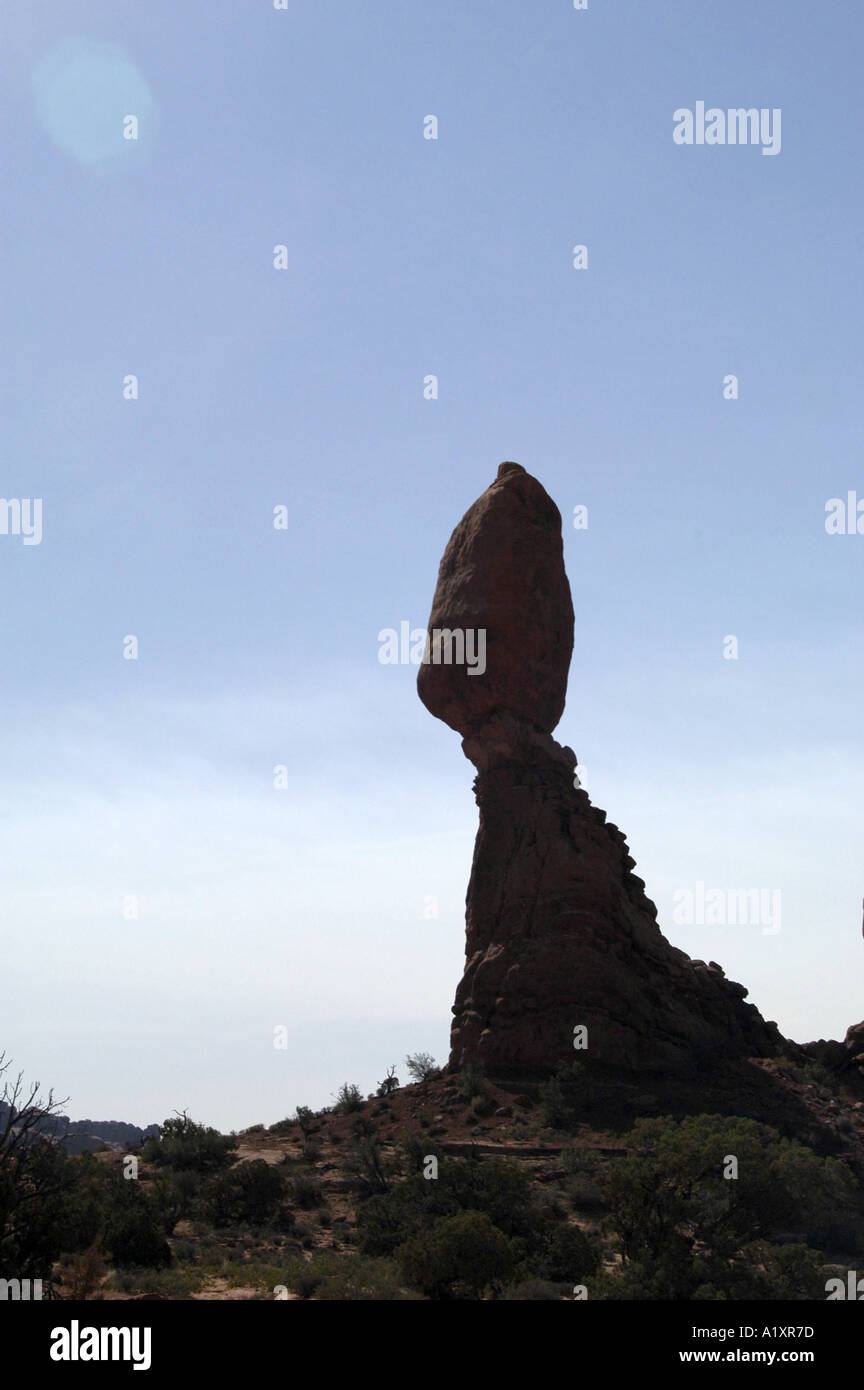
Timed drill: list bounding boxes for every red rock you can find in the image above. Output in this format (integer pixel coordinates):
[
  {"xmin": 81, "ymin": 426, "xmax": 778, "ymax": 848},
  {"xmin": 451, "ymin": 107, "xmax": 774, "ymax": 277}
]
[
  {"xmin": 417, "ymin": 462, "xmax": 574, "ymax": 738},
  {"xmin": 419, "ymin": 463, "xmax": 785, "ymax": 1082}
]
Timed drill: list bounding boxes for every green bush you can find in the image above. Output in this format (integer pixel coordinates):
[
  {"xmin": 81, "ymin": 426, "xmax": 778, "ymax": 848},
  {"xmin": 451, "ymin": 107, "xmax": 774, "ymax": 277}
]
[
  {"xmin": 376, "ymin": 1067, "xmax": 400, "ymax": 1097},
  {"xmin": 539, "ymin": 1060, "xmax": 590, "ymax": 1131},
  {"xmin": 334, "ymin": 1084, "xmax": 364, "ymax": 1115},
  {"xmin": 597, "ymin": 1113, "xmax": 860, "ymax": 1299},
  {"xmin": 291, "ymin": 1174, "xmax": 323, "ymax": 1210},
  {"xmin": 457, "ymin": 1062, "xmax": 488, "ymax": 1104},
  {"xmin": 397, "ymin": 1210, "xmax": 517, "ymax": 1299},
  {"xmin": 0, "ymin": 1136, "xmax": 93, "ymax": 1279},
  {"xmin": 106, "ymin": 1206, "xmax": 171, "ymax": 1269},
  {"xmin": 503, "ymin": 1279, "xmax": 563, "ymax": 1300},
  {"xmin": 150, "ymin": 1168, "xmax": 201, "ymax": 1234},
  {"xmin": 141, "ymin": 1113, "xmax": 236, "ymax": 1174},
  {"xmin": 282, "ymin": 1250, "xmax": 419, "ymax": 1300},
  {"xmin": 562, "ymin": 1144, "xmax": 604, "ymax": 1210},
  {"xmin": 206, "ymin": 1160, "xmax": 285, "ymax": 1227},
  {"xmin": 405, "ymin": 1053, "xmax": 440, "ymax": 1084},
  {"xmin": 344, "ymin": 1118, "xmax": 389, "ymax": 1196},
  {"xmin": 357, "ymin": 1155, "xmax": 539, "ymax": 1258},
  {"xmin": 529, "ymin": 1221, "xmax": 599, "ymax": 1283}
]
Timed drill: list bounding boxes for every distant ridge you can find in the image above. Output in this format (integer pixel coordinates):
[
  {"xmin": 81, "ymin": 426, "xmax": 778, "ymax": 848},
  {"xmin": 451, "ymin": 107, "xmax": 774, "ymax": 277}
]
[{"xmin": 0, "ymin": 1098, "xmax": 158, "ymax": 1153}]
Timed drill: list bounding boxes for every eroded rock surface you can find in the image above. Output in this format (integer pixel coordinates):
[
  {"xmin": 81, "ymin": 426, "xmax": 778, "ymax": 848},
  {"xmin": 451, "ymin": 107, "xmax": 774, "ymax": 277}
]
[
  {"xmin": 418, "ymin": 463, "xmax": 786, "ymax": 1081},
  {"xmin": 417, "ymin": 462, "xmax": 574, "ymax": 738}
]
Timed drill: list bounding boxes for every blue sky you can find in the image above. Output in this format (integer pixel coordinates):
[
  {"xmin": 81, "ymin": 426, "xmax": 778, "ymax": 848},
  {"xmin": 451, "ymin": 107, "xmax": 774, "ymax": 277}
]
[{"xmin": 2, "ymin": 0, "xmax": 863, "ymax": 1129}]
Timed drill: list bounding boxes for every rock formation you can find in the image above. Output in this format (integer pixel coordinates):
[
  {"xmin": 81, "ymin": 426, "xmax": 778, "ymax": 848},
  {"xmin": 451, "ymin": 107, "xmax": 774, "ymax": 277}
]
[
  {"xmin": 804, "ymin": 1022, "xmax": 864, "ymax": 1086},
  {"xmin": 417, "ymin": 461, "xmax": 573, "ymax": 738},
  {"xmin": 419, "ymin": 462, "xmax": 786, "ymax": 1082}
]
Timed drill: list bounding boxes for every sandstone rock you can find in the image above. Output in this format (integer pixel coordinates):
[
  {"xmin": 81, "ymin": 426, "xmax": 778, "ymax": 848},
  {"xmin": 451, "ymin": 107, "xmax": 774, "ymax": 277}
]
[
  {"xmin": 802, "ymin": 1025, "xmax": 864, "ymax": 1079},
  {"xmin": 448, "ymin": 743, "xmax": 783, "ymax": 1078},
  {"xmin": 417, "ymin": 462, "xmax": 574, "ymax": 738},
  {"xmin": 418, "ymin": 463, "xmax": 786, "ymax": 1082}
]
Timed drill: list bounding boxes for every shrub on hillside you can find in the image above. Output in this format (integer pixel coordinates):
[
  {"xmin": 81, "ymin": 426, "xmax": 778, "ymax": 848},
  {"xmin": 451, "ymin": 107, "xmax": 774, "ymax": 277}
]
[
  {"xmin": 529, "ymin": 1220, "xmax": 599, "ymax": 1284},
  {"xmin": 457, "ymin": 1061, "xmax": 488, "ymax": 1104},
  {"xmin": 205, "ymin": 1159, "xmax": 285, "ymax": 1227},
  {"xmin": 343, "ymin": 1117, "xmax": 390, "ymax": 1196},
  {"xmin": 397, "ymin": 1210, "xmax": 517, "ymax": 1299},
  {"xmin": 291, "ymin": 1174, "xmax": 323, "ymax": 1210},
  {"xmin": 596, "ymin": 1113, "xmax": 860, "ymax": 1299},
  {"xmin": 405, "ymin": 1053, "xmax": 440, "ymax": 1084},
  {"xmin": 333, "ymin": 1083, "xmax": 364, "ymax": 1115},
  {"xmin": 356, "ymin": 1155, "xmax": 540, "ymax": 1262},
  {"xmin": 141, "ymin": 1113, "xmax": 236, "ymax": 1174},
  {"xmin": 103, "ymin": 1178, "xmax": 171, "ymax": 1269}
]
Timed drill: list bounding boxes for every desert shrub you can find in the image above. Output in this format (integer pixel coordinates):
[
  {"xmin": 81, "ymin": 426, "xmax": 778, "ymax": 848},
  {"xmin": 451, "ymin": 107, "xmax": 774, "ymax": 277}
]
[
  {"xmin": 397, "ymin": 1210, "xmax": 517, "ymax": 1299},
  {"xmin": 284, "ymin": 1257, "xmax": 326, "ymax": 1300},
  {"xmin": 343, "ymin": 1118, "xmax": 389, "ymax": 1196},
  {"xmin": 293, "ymin": 1220, "xmax": 315, "ymax": 1249},
  {"xmin": 405, "ymin": 1053, "xmax": 440, "ymax": 1084},
  {"xmin": 0, "ymin": 1133, "xmax": 94, "ymax": 1279},
  {"xmin": 469, "ymin": 1092, "xmax": 495, "ymax": 1117},
  {"xmin": 801, "ymin": 1062, "xmax": 837, "ymax": 1091},
  {"xmin": 282, "ymin": 1250, "xmax": 419, "ymax": 1300},
  {"xmin": 457, "ymin": 1062, "xmax": 488, "ymax": 1104},
  {"xmin": 503, "ymin": 1279, "xmax": 563, "ymax": 1300},
  {"xmin": 397, "ymin": 1129, "xmax": 437, "ymax": 1177},
  {"xmin": 334, "ymin": 1084, "xmax": 364, "ymax": 1115},
  {"xmin": 539, "ymin": 1060, "xmax": 591, "ymax": 1131},
  {"xmin": 357, "ymin": 1154, "xmax": 538, "ymax": 1257},
  {"xmin": 216, "ymin": 1258, "xmax": 285, "ymax": 1291},
  {"xmin": 562, "ymin": 1145, "xmax": 604, "ymax": 1210},
  {"xmin": 125, "ymin": 1266, "xmax": 203, "ymax": 1297},
  {"xmin": 291, "ymin": 1174, "xmax": 323, "ymax": 1210},
  {"xmin": 702, "ymin": 1241, "xmax": 826, "ymax": 1300},
  {"xmin": 171, "ymin": 1238, "xmax": 197, "ymax": 1264},
  {"xmin": 527, "ymin": 1221, "xmax": 599, "ymax": 1283},
  {"xmin": 63, "ymin": 1244, "xmax": 105, "ymax": 1299},
  {"xmin": 376, "ymin": 1066, "xmax": 400, "ymax": 1097},
  {"xmin": 206, "ymin": 1159, "xmax": 285, "ymax": 1227},
  {"xmin": 151, "ymin": 1168, "xmax": 201, "ymax": 1234},
  {"xmin": 141, "ymin": 1113, "xmax": 236, "ymax": 1174},
  {"xmin": 273, "ymin": 1201, "xmax": 296, "ymax": 1233},
  {"xmin": 598, "ymin": 1113, "xmax": 860, "ymax": 1299},
  {"xmin": 106, "ymin": 1205, "xmax": 171, "ymax": 1269}
]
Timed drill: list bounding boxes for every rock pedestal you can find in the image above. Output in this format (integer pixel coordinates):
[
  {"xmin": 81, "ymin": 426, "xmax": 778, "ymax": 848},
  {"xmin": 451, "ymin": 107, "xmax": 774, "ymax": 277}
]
[{"xmin": 450, "ymin": 713, "xmax": 782, "ymax": 1078}]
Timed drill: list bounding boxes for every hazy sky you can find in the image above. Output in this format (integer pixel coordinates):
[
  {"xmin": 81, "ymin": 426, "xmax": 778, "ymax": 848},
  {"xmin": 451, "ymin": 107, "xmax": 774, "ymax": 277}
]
[{"xmin": 3, "ymin": 1, "xmax": 863, "ymax": 1130}]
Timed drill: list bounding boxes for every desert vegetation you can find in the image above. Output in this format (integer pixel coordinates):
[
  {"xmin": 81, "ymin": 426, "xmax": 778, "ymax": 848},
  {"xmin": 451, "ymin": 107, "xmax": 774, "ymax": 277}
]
[{"xmin": 3, "ymin": 1049, "xmax": 864, "ymax": 1300}]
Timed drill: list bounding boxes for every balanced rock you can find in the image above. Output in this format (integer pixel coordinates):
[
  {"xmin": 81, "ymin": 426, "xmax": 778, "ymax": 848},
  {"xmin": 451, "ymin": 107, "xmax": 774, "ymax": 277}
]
[
  {"xmin": 418, "ymin": 463, "xmax": 785, "ymax": 1082},
  {"xmin": 417, "ymin": 462, "xmax": 574, "ymax": 738}
]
